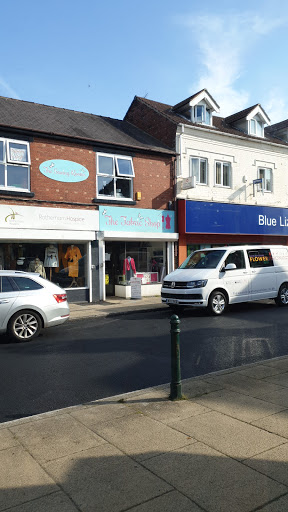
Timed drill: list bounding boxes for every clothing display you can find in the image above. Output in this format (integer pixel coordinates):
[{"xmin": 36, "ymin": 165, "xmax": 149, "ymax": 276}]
[
  {"xmin": 28, "ymin": 258, "xmax": 46, "ymax": 278},
  {"xmin": 44, "ymin": 245, "xmax": 59, "ymax": 267},
  {"xmin": 123, "ymin": 256, "xmax": 136, "ymax": 281},
  {"xmin": 64, "ymin": 245, "xmax": 82, "ymax": 278}
]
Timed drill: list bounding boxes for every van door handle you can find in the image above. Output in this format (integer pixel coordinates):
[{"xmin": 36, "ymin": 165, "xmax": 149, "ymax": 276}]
[{"xmin": 243, "ymin": 271, "xmax": 248, "ymax": 274}]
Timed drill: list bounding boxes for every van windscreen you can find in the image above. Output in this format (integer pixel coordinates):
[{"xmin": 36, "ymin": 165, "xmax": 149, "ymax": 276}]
[{"xmin": 180, "ymin": 250, "xmax": 226, "ymax": 270}]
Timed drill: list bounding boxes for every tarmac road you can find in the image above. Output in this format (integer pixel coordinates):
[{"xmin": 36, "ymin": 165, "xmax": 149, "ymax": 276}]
[{"xmin": 0, "ymin": 300, "xmax": 287, "ymax": 423}]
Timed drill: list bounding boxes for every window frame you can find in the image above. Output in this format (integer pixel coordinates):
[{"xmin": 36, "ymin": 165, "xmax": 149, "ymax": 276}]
[
  {"xmin": 214, "ymin": 161, "xmax": 231, "ymax": 188},
  {"xmin": 249, "ymin": 118, "xmax": 264, "ymax": 137},
  {"xmin": 258, "ymin": 167, "xmax": 272, "ymax": 193},
  {"xmin": 96, "ymin": 152, "xmax": 134, "ymax": 201},
  {"xmin": 190, "ymin": 156, "xmax": 208, "ymax": 185},
  {"xmin": 192, "ymin": 104, "xmax": 211, "ymax": 125},
  {"xmin": 0, "ymin": 137, "xmax": 31, "ymax": 192}
]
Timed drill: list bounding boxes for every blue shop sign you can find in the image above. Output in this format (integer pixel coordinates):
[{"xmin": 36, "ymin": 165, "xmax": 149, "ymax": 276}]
[
  {"xmin": 185, "ymin": 201, "xmax": 288, "ymax": 236},
  {"xmin": 39, "ymin": 160, "xmax": 89, "ymax": 183},
  {"xmin": 99, "ymin": 206, "xmax": 175, "ymax": 233}
]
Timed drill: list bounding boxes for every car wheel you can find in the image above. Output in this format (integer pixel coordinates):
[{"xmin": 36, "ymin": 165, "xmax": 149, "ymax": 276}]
[
  {"xmin": 208, "ymin": 291, "xmax": 227, "ymax": 316},
  {"xmin": 275, "ymin": 283, "xmax": 288, "ymax": 307},
  {"xmin": 7, "ymin": 310, "xmax": 42, "ymax": 342}
]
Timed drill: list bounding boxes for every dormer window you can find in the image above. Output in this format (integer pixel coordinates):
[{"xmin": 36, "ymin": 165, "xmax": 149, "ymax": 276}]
[
  {"xmin": 250, "ymin": 117, "xmax": 264, "ymax": 137},
  {"xmin": 172, "ymin": 89, "xmax": 219, "ymax": 127},
  {"xmin": 192, "ymin": 103, "xmax": 212, "ymax": 125}
]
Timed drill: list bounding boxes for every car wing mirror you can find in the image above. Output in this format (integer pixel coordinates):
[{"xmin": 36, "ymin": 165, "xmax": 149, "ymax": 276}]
[{"xmin": 224, "ymin": 263, "xmax": 237, "ymax": 271}]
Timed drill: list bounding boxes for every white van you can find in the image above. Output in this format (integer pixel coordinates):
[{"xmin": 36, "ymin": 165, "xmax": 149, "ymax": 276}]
[{"xmin": 161, "ymin": 245, "xmax": 288, "ymax": 315}]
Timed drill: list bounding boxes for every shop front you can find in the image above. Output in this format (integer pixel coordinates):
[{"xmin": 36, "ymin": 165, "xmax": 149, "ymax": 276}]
[
  {"xmin": 178, "ymin": 199, "xmax": 288, "ymax": 263},
  {"xmin": 98, "ymin": 206, "xmax": 178, "ymax": 299},
  {"xmin": 0, "ymin": 204, "xmax": 99, "ymax": 303}
]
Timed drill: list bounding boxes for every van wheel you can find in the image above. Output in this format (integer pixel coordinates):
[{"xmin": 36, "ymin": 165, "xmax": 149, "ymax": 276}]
[
  {"xmin": 208, "ymin": 291, "xmax": 227, "ymax": 316},
  {"xmin": 275, "ymin": 283, "xmax": 288, "ymax": 307},
  {"xmin": 7, "ymin": 310, "xmax": 42, "ymax": 342}
]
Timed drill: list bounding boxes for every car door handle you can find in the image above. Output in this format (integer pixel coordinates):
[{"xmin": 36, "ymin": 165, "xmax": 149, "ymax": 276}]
[{"xmin": 0, "ymin": 300, "xmax": 9, "ymax": 304}]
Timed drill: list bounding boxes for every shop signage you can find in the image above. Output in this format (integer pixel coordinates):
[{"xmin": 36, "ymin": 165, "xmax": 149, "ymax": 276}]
[
  {"xmin": 39, "ymin": 160, "xmax": 89, "ymax": 183},
  {"xmin": 0, "ymin": 204, "xmax": 99, "ymax": 231},
  {"xmin": 183, "ymin": 200, "xmax": 288, "ymax": 236},
  {"xmin": 99, "ymin": 206, "xmax": 175, "ymax": 233}
]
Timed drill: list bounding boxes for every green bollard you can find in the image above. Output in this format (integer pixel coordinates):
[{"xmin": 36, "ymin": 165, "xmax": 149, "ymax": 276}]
[{"xmin": 169, "ymin": 314, "xmax": 182, "ymax": 400}]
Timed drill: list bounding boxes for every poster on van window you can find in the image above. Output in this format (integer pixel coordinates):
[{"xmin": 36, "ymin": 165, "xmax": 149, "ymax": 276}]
[{"xmin": 181, "ymin": 200, "xmax": 288, "ymax": 236}]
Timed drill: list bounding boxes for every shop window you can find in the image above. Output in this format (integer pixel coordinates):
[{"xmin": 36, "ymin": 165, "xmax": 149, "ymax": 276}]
[
  {"xmin": 215, "ymin": 161, "xmax": 231, "ymax": 187},
  {"xmin": 0, "ymin": 138, "xmax": 30, "ymax": 191},
  {"xmin": 97, "ymin": 153, "xmax": 134, "ymax": 200},
  {"xmin": 0, "ymin": 242, "xmax": 88, "ymax": 290}
]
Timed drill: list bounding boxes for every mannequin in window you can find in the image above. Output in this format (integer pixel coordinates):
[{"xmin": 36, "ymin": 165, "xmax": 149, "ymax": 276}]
[
  {"xmin": 64, "ymin": 244, "xmax": 82, "ymax": 287},
  {"xmin": 28, "ymin": 256, "xmax": 46, "ymax": 278},
  {"xmin": 44, "ymin": 244, "xmax": 59, "ymax": 280},
  {"xmin": 123, "ymin": 255, "xmax": 136, "ymax": 282}
]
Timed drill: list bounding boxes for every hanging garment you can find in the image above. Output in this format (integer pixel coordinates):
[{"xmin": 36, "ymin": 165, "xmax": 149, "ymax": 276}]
[
  {"xmin": 44, "ymin": 246, "xmax": 59, "ymax": 267},
  {"xmin": 123, "ymin": 257, "xmax": 136, "ymax": 275},
  {"xmin": 64, "ymin": 246, "xmax": 82, "ymax": 277}
]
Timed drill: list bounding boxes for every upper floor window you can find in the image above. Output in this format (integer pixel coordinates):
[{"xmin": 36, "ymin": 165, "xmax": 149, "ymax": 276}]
[
  {"xmin": 258, "ymin": 167, "xmax": 272, "ymax": 192},
  {"xmin": 192, "ymin": 104, "xmax": 211, "ymax": 125},
  {"xmin": 215, "ymin": 161, "xmax": 231, "ymax": 187},
  {"xmin": 250, "ymin": 118, "xmax": 264, "ymax": 137},
  {"xmin": 190, "ymin": 157, "xmax": 208, "ymax": 185},
  {"xmin": 0, "ymin": 138, "xmax": 30, "ymax": 191},
  {"xmin": 97, "ymin": 153, "xmax": 134, "ymax": 200}
]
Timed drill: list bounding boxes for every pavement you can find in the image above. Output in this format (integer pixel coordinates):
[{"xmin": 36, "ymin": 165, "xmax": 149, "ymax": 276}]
[{"xmin": 1, "ymin": 299, "xmax": 288, "ymax": 512}]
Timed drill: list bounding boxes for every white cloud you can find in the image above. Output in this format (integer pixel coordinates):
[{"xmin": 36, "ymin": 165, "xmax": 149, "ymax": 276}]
[
  {"xmin": 178, "ymin": 12, "xmax": 288, "ymax": 117},
  {"xmin": 264, "ymin": 88, "xmax": 288, "ymax": 124},
  {"xmin": 0, "ymin": 78, "xmax": 20, "ymax": 99}
]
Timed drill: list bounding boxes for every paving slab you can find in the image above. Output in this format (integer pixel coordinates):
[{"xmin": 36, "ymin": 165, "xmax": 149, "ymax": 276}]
[
  {"xmin": 44, "ymin": 443, "xmax": 172, "ymax": 512},
  {"xmin": 202, "ymin": 373, "xmax": 284, "ymax": 399},
  {"xmin": 0, "ymin": 428, "xmax": 20, "ymax": 450},
  {"xmin": 171, "ymin": 410, "xmax": 287, "ymax": 460},
  {"xmin": 262, "ymin": 372, "xmax": 288, "ymax": 388},
  {"xmin": 236, "ymin": 364, "xmax": 287, "ymax": 380},
  {"xmin": 87, "ymin": 412, "xmax": 195, "ymax": 461},
  {"xmin": 143, "ymin": 441, "xmax": 287, "ymax": 512},
  {"xmin": 256, "ymin": 494, "xmax": 288, "ymax": 511},
  {"xmin": 10, "ymin": 413, "xmax": 106, "ymax": 464},
  {"xmin": 70, "ymin": 400, "xmax": 135, "ymax": 426},
  {"xmin": 262, "ymin": 359, "xmax": 288, "ymax": 372},
  {"xmin": 257, "ymin": 388, "xmax": 288, "ymax": 408},
  {"xmin": 243, "ymin": 443, "xmax": 288, "ymax": 486},
  {"xmin": 252, "ymin": 409, "xmax": 288, "ymax": 438},
  {"xmin": 194, "ymin": 389, "xmax": 285, "ymax": 423},
  {"xmin": 5, "ymin": 491, "xmax": 79, "ymax": 512},
  {"xmin": 127, "ymin": 490, "xmax": 203, "ymax": 511},
  {"xmin": 0, "ymin": 446, "xmax": 58, "ymax": 511}
]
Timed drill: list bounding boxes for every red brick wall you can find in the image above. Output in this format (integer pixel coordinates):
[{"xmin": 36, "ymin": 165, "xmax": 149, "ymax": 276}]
[
  {"xmin": 125, "ymin": 99, "xmax": 176, "ymax": 150},
  {"xmin": 0, "ymin": 136, "xmax": 175, "ymax": 212}
]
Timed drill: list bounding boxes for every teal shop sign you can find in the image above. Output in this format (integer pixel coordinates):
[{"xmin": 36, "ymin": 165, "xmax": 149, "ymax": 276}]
[
  {"xmin": 39, "ymin": 160, "xmax": 89, "ymax": 183},
  {"xmin": 99, "ymin": 206, "xmax": 175, "ymax": 233}
]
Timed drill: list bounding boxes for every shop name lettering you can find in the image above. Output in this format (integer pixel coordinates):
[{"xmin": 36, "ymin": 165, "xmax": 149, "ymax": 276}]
[
  {"xmin": 104, "ymin": 215, "xmax": 161, "ymax": 229},
  {"xmin": 43, "ymin": 166, "xmax": 86, "ymax": 178},
  {"xmin": 259, "ymin": 214, "xmax": 288, "ymax": 227}
]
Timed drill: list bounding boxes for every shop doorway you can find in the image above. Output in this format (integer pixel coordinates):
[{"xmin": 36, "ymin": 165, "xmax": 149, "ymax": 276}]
[{"xmin": 105, "ymin": 242, "xmax": 125, "ymax": 296}]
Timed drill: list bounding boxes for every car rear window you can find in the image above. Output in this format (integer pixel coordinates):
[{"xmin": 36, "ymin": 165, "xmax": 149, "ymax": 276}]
[
  {"xmin": 0, "ymin": 277, "xmax": 15, "ymax": 292},
  {"xmin": 11, "ymin": 277, "xmax": 44, "ymax": 291}
]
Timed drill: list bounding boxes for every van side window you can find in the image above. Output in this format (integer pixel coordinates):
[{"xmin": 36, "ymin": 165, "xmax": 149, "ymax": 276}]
[
  {"xmin": 225, "ymin": 250, "xmax": 246, "ymax": 269},
  {"xmin": 247, "ymin": 249, "xmax": 274, "ymax": 268}
]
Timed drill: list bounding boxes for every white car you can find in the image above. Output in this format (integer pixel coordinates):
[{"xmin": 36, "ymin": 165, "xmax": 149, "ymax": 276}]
[{"xmin": 0, "ymin": 271, "xmax": 70, "ymax": 341}]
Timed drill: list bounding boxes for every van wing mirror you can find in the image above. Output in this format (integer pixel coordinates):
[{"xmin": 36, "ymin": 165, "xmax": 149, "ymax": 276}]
[{"xmin": 224, "ymin": 263, "xmax": 237, "ymax": 271}]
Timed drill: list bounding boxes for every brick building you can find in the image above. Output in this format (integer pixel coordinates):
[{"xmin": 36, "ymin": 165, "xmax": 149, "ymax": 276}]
[
  {"xmin": 125, "ymin": 89, "xmax": 288, "ymax": 263},
  {"xmin": 0, "ymin": 97, "xmax": 177, "ymax": 301}
]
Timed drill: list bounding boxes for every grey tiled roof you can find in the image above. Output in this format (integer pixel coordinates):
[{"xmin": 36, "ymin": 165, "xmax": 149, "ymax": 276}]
[
  {"xmin": 0, "ymin": 96, "xmax": 175, "ymax": 155},
  {"xmin": 133, "ymin": 97, "xmax": 287, "ymax": 147}
]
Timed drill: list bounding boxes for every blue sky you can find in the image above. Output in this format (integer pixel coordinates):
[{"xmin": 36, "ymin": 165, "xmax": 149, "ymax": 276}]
[{"xmin": 2, "ymin": 0, "xmax": 288, "ymax": 123}]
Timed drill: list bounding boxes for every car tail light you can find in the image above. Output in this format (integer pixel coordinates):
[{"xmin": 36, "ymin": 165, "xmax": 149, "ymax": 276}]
[{"xmin": 53, "ymin": 293, "xmax": 67, "ymax": 303}]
